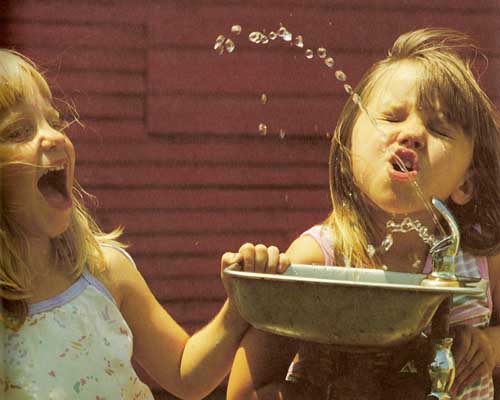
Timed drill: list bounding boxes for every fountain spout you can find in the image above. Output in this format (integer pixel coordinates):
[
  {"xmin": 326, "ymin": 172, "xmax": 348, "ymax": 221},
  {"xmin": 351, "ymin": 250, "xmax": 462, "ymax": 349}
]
[{"xmin": 421, "ymin": 198, "xmax": 460, "ymax": 288}]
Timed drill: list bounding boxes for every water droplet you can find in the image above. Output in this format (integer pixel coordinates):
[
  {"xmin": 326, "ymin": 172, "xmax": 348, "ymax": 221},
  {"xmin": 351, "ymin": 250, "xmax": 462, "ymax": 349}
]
[
  {"xmin": 325, "ymin": 131, "xmax": 332, "ymax": 139},
  {"xmin": 367, "ymin": 244, "xmax": 376, "ymax": 258},
  {"xmin": 269, "ymin": 31, "xmax": 277, "ymax": 40},
  {"xmin": 260, "ymin": 93, "xmax": 267, "ymax": 105},
  {"xmin": 224, "ymin": 38, "xmax": 235, "ymax": 53},
  {"xmin": 324, "ymin": 57, "xmax": 335, "ymax": 68},
  {"xmin": 214, "ymin": 43, "xmax": 224, "ymax": 55},
  {"xmin": 305, "ymin": 49, "xmax": 314, "ymax": 59},
  {"xmin": 214, "ymin": 35, "xmax": 225, "ymax": 55},
  {"xmin": 282, "ymin": 31, "xmax": 292, "ymax": 42},
  {"xmin": 279, "ymin": 129, "xmax": 286, "ymax": 139},
  {"xmin": 258, "ymin": 123, "xmax": 268, "ymax": 136},
  {"xmin": 343, "ymin": 256, "xmax": 352, "ymax": 268},
  {"xmin": 215, "ymin": 34, "xmax": 225, "ymax": 46},
  {"xmin": 317, "ymin": 47, "xmax": 327, "ymax": 58},
  {"xmin": 260, "ymin": 34, "xmax": 269, "ymax": 44},
  {"xmin": 277, "ymin": 26, "xmax": 287, "ymax": 37},
  {"xmin": 412, "ymin": 258, "xmax": 421, "ymax": 269},
  {"xmin": 344, "ymin": 84, "xmax": 354, "ymax": 95},
  {"xmin": 381, "ymin": 233, "xmax": 393, "ymax": 252},
  {"xmin": 294, "ymin": 35, "xmax": 304, "ymax": 48},
  {"xmin": 352, "ymin": 93, "xmax": 362, "ymax": 105},
  {"xmin": 249, "ymin": 31, "xmax": 263, "ymax": 43},
  {"xmin": 231, "ymin": 25, "xmax": 242, "ymax": 35},
  {"xmin": 335, "ymin": 70, "xmax": 347, "ymax": 82}
]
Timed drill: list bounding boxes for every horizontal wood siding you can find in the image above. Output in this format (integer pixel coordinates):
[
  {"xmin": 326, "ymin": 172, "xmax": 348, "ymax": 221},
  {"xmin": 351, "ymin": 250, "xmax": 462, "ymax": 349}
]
[{"xmin": 1, "ymin": 1, "xmax": 498, "ymax": 398}]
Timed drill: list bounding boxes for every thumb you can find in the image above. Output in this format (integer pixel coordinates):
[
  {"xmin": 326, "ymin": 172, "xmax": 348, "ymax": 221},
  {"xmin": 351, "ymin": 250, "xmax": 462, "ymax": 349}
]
[{"xmin": 221, "ymin": 252, "xmax": 244, "ymax": 271}]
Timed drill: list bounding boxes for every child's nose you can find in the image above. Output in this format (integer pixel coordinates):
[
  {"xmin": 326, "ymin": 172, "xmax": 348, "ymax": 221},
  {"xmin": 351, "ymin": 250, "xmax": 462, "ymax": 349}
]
[
  {"xmin": 40, "ymin": 125, "xmax": 66, "ymax": 150},
  {"xmin": 396, "ymin": 120, "xmax": 426, "ymax": 150}
]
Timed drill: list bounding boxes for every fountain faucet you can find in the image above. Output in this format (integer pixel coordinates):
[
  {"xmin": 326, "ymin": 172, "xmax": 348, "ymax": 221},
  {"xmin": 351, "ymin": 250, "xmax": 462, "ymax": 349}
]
[
  {"xmin": 422, "ymin": 198, "xmax": 460, "ymax": 288},
  {"xmin": 422, "ymin": 198, "xmax": 460, "ymax": 399}
]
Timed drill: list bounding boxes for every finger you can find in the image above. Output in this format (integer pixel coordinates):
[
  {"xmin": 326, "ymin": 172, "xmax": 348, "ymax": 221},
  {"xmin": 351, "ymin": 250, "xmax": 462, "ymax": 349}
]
[
  {"xmin": 453, "ymin": 328, "xmax": 471, "ymax": 368},
  {"xmin": 254, "ymin": 244, "xmax": 268, "ymax": 273},
  {"xmin": 460, "ymin": 364, "xmax": 487, "ymax": 391},
  {"xmin": 220, "ymin": 252, "xmax": 244, "ymax": 270},
  {"xmin": 238, "ymin": 243, "xmax": 256, "ymax": 272},
  {"xmin": 278, "ymin": 253, "xmax": 291, "ymax": 273},
  {"xmin": 455, "ymin": 332, "xmax": 477, "ymax": 377},
  {"xmin": 454, "ymin": 352, "xmax": 485, "ymax": 394},
  {"xmin": 265, "ymin": 246, "xmax": 280, "ymax": 274}
]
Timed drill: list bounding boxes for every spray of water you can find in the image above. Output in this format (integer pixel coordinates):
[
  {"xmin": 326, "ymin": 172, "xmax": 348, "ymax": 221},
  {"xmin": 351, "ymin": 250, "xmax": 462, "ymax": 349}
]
[{"xmin": 214, "ymin": 23, "xmax": 447, "ymax": 255}]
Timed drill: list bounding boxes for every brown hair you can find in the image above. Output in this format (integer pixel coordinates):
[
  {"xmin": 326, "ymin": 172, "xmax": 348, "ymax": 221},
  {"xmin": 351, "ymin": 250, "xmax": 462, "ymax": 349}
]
[{"xmin": 326, "ymin": 28, "xmax": 500, "ymax": 268}]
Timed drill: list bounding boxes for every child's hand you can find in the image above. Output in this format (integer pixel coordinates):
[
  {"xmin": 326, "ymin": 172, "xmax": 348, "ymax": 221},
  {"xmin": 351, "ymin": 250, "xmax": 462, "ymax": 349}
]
[
  {"xmin": 451, "ymin": 325, "xmax": 496, "ymax": 395},
  {"xmin": 221, "ymin": 243, "xmax": 290, "ymax": 275}
]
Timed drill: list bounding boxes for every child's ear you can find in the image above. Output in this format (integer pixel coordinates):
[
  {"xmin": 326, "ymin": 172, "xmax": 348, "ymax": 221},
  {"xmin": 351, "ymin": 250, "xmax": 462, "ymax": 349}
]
[{"xmin": 450, "ymin": 169, "xmax": 474, "ymax": 205}]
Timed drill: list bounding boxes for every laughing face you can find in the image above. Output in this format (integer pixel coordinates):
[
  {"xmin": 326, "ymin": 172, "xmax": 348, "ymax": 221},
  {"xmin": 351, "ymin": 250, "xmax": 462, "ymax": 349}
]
[
  {"xmin": 0, "ymin": 92, "xmax": 75, "ymax": 240},
  {"xmin": 350, "ymin": 61, "xmax": 474, "ymax": 218}
]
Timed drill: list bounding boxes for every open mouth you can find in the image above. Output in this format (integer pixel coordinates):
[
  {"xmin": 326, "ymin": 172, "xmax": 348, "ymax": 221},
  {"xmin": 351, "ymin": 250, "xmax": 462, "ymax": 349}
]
[
  {"xmin": 389, "ymin": 149, "xmax": 418, "ymax": 182},
  {"xmin": 37, "ymin": 164, "xmax": 72, "ymax": 208},
  {"xmin": 390, "ymin": 149, "xmax": 418, "ymax": 173}
]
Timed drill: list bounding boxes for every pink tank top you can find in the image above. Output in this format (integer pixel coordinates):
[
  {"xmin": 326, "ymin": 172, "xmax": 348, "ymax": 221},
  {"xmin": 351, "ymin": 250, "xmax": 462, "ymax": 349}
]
[{"xmin": 286, "ymin": 225, "xmax": 494, "ymax": 399}]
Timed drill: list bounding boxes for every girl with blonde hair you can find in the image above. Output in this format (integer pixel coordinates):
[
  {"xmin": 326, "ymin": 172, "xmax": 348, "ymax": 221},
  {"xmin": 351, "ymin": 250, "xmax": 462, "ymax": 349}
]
[{"xmin": 0, "ymin": 49, "xmax": 289, "ymax": 399}]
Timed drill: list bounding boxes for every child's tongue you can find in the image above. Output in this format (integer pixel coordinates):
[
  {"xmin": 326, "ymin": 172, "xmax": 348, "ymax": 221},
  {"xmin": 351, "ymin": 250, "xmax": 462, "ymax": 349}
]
[{"xmin": 38, "ymin": 174, "xmax": 70, "ymax": 209}]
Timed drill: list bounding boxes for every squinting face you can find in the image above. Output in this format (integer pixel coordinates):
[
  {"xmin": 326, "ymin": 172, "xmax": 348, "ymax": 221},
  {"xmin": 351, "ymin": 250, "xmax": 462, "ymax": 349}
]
[
  {"xmin": 350, "ymin": 62, "xmax": 474, "ymax": 219},
  {"xmin": 0, "ymin": 92, "xmax": 75, "ymax": 240}
]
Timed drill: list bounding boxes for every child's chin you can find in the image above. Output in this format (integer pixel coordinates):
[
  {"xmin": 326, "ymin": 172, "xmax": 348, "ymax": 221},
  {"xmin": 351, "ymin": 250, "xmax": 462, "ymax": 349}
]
[
  {"xmin": 376, "ymin": 199, "xmax": 426, "ymax": 216},
  {"xmin": 49, "ymin": 219, "xmax": 72, "ymax": 239}
]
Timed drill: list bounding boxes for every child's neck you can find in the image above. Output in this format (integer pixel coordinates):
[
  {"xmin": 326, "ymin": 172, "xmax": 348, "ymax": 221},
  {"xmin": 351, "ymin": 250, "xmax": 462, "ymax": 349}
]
[
  {"xmin": 28, "ymin": 237, "xmax": 55, "ymax": 275},
  {"xmin": 27, "ymin": 236, "xmax": 74, "ymax": 304}
]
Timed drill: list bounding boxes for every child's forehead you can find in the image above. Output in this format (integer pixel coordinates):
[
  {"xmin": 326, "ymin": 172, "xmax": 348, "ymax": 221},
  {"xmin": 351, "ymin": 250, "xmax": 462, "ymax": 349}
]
[
  {"xmin": 370, "ymin": 63, "xmax": 419, "ymax": 98},
  {"xmin": 368, "ymin": 62, "xmax": 450, "ymax": 114}
]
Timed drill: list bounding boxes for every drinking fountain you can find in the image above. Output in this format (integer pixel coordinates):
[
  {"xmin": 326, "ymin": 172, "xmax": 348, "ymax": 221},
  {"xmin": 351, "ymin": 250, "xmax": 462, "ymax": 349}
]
[{"xmin": 224, "ymin": 198, "xmax": 484, "ymax": 399}]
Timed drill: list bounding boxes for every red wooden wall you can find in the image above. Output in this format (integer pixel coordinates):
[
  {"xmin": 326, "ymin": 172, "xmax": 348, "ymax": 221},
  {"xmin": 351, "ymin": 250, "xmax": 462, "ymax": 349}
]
[{"xmin": 1, "ymin": 1, "xmax": 498, "ymax": 398}]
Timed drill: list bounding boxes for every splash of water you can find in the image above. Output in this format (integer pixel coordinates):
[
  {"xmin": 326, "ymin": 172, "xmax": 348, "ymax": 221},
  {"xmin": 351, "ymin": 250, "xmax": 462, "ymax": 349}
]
[
  {"xmin": 317, "ymin": 47, "xmax": 327, "ymax": 58},
  {"xmin": 214, "ymin": 23, "xmax": 447, "ymax": 249},
  {"xmin": 231, "ymin": 25, "xmax": 242, "ymax": 35},
  {"xmin": 258, "ymin": 123, "xmax": 268, "ymax": 136},
  {"xmin": 386, "ymin": 218, "xmax": 438, "ymax": 247}
]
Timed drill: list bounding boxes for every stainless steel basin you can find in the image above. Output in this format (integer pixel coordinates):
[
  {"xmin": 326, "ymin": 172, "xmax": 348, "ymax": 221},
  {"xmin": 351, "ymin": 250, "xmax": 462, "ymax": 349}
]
[{"xmin": 224, "ymin": 264, "xmax": 484, "ymax": 351}]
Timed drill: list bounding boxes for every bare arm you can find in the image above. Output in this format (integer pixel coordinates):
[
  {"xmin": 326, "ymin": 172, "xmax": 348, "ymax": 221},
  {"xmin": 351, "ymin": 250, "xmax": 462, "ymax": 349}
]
[
  {"xmin": 227, "ymin": 235, "xmax": 325, "ymax": 399},
  {"xmin": 452, "ymin": 252, "xmax": 500, "ymax": 394},
  {"xmin": 100, "ymin": 245, "xmax": 287, "ymax": 400}
]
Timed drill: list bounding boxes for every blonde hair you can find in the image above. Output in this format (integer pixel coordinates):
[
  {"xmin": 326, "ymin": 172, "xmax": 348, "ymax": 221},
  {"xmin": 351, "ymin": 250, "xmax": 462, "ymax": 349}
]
[
  {"xmin": 0, "ymin": 49, "xmax": 124, "ymax": 329},
  {"xmin": 326, "ymin": 28, "xmax": 500, "ymax": 268}
]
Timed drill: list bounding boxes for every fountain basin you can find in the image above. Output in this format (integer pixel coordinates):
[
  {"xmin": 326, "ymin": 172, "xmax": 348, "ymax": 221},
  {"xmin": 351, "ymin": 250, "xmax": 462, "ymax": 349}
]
[{"xmin": 224, "ymin": 264, "xmax": 484, "ymax": 352}]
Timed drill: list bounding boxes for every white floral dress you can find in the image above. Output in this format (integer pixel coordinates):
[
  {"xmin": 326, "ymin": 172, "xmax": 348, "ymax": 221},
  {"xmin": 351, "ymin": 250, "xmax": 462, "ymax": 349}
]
[{"xmin": 1, "ymin": 249, "xmax": 154, "ymax": 400}]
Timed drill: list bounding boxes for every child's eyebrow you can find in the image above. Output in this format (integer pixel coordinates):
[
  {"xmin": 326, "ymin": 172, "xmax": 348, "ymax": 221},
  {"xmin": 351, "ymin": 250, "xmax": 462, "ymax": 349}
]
[{"xmin": 0, "ymin": 111, "xmax": 24, "ymax": 132}]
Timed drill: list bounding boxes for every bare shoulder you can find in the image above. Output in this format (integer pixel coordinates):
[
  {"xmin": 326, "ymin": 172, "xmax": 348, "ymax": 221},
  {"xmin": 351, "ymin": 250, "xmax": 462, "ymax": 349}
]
[
  {"xmin": 487, "ymin": 252, "xmax": 500, "ymax": 323},
  {"xmin": 286, "ymin": 234, "xmax": 326, "ymax": 265},
  {"xmin": 95, "ymin": 245, "xmax": 142, "ymax": 308}
]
